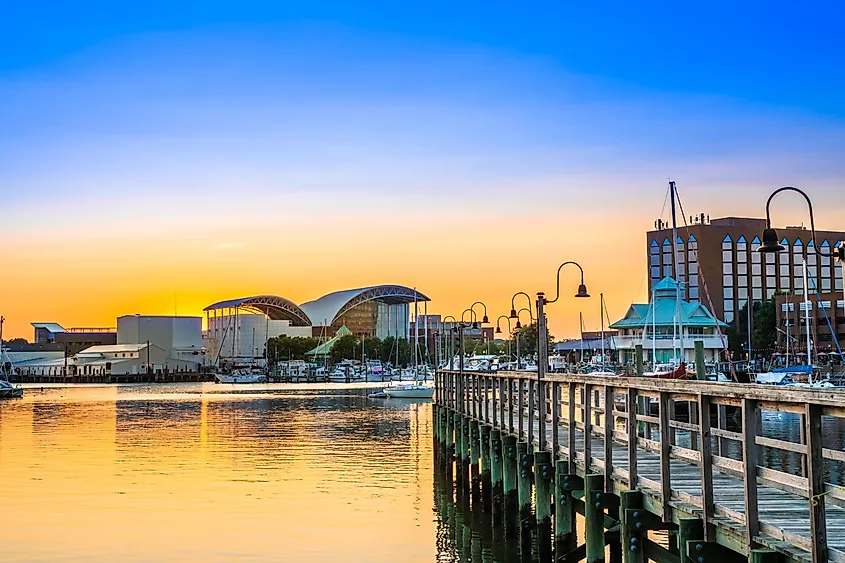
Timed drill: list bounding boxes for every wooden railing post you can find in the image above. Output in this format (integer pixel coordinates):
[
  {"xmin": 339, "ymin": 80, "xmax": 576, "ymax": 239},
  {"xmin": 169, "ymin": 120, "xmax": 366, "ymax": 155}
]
[
  {"xmin": 518, "ymin": 378, "xmax": 525, "ymax": 439},
  {"xmin": 658, "ymin": 391, "xmax": 671, "ymax": 521},
  {"xmin": 604, "ymin": 385, "xmax": 614, "ymax": 491},
  {"xmin": 568, "ymin": 382, "xmax": 576, "ymax": 474},
  {"xmin": 697, "ymin": 394, "xmax": 714, "ymax": 542},
  {"xmin": 552, "ymin": 381, "xmax": 560, "ymax": 457},
  {"xmin": 741, "ymin": 398, "xmax": 760, "ymax": 550},
  {"xmin": 584, "ymin": 384, "xmax": 593, "ymax": 472},
  {"xmin": 528, "ymin": 378, "xmax": 535, "ymax": 447},
  {"xmin": 627, "ymin": 387, "xmax": 638, "ymax": 489},
  {"xmin": 805, "ymin": 403, "xmax": 828, "ymax": 563}
]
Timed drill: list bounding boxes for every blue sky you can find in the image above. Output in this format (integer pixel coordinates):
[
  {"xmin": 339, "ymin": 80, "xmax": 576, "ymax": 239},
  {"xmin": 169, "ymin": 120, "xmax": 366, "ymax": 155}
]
[{"xmin": 1, "ymin": 1, "xmax": 843, "ymax": 337}]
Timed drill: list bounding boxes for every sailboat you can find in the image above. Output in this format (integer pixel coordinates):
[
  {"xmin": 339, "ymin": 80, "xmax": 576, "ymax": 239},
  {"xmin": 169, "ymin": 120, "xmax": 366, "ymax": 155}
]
[
  {"xmin": 588, "ymin": 294, "xmax": 617, "ymax": 376},
  {"xmin": 383, "ymin": 289, "xmax": 434, "ymax": 399},
  {"xmin": 214, "ymin": 310, "xmax": 267, "ymax": 384},
  {"xmin": 0, "ymin": 316, "xmax": 24, "ymax": 399}
]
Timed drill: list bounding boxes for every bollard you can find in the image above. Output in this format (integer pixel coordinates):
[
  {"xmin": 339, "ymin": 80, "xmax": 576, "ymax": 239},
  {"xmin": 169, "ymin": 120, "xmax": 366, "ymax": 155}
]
[
  {"xmin": 480, "ymin": 424, "xmax": 492, "ymax": 511},
  {"xmin": 620, "ymin": 490, "xmax": 644, "ymax": 563},
  {"xmin": 490, "ymin": 429, "xmax": 504, "ymax": 524},
  {"xmin": 694, "ymin": 340, "xmax": 707, "ymax": 381},
  {"xmin": 502, "ymin": 434, "xmax": 519, "ymax": 537},
  {"xmin": 534, "ymin": 451, "xmax": 553, "ymax": 562}
]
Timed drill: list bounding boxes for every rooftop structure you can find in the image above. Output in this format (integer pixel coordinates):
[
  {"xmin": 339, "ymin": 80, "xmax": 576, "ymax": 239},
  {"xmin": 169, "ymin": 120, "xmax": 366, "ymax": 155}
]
[{"xmin": 611, "ymin": 276, "xmax": 727, "ymax": 364}]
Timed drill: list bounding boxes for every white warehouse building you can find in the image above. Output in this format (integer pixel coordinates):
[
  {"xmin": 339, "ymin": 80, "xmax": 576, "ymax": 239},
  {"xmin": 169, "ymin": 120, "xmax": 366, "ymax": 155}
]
[{"xmin": 117, "ymin": 315, "xmax": 206, "ymax": 368}]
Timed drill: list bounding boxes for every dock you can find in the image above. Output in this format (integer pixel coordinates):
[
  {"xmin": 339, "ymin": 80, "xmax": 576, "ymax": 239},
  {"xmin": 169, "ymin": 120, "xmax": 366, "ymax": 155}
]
[{"xmin": 433, "ymin": 370, "xmax": 845, "ymax": 563}]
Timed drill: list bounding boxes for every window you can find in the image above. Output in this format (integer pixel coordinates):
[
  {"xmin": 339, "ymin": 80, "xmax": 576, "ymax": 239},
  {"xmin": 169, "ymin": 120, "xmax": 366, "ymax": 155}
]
[
  {"xmin": 722, "ymin": 250, "xmax": 733, "ymax": 262},
  {"xmin": 752, "ymin": 276, "xmax": 762, "ymax": 288},
  {"xmin": 738, "ymin": 287, "xmax": 748, "ymax": 299},
  {"xmin": 753, "ymin": 288, "xmax": 763, "ymax": 300},
  {"xmin": 723, "ymin": 263, "xmax": 733, "ymax": 275},
  {"xmin": 651, "ymin": 254, "xmax": 659, "ymax": 266},
  {"xmin": 766, "ymin": 288, "xmax": 775, "ymax": 299},
  {"xmin": 752, "ymin": 263, "xmax": 761, "ymax": 276},
  {"xmin": 689, "ymin": 287, "xmax": 699, "ymax": 299},
  {"xmin": 723, "ymin": 275, "xmax": 734, "ymax": 287},
  {"xmin": 651, "ymin": 267, "xmax": 660, "ymax": 279},
  {"xmin": 689, "ymin": 261, "xmax": 698, "ymax": 274},
  {"xmin": 737, "ymin": 263, "xmax": 747, "ymax": 275},
  {"xmin": 822, "ymin": 278, "xmax": 831, "ymax": 291},
  {"xmin": 724, "ymin": 287, "xmax": 734, "ymax": 299},
  {"xmin": 766, "ymin": 264, "xmax": 776, "ymax": 276},
  {"xmin": 738, "ymin": 275, "xmax": 748, "ymax": 287},
  {"xmin": 725, "ymin": 299, "xmax": 734, "ymax": 312}
]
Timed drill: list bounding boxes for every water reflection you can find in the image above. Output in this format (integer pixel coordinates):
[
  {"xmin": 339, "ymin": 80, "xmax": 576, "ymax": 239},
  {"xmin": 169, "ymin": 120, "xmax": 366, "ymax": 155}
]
[{"xmin": 0, "ymin": 384, "xmax": 451, "ymax": 563}]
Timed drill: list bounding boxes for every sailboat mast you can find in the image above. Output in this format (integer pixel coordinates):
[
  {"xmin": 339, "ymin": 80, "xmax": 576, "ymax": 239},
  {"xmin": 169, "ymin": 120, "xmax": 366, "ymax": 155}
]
[
  {"xmin": 579, "ymin": 312, "xmax": 584, "ymax": 363},
  {"xmin": 670, "ymin": 181, "xmax": 684, "ymax": 364},
  {"xmin": 652, "ymin": 288, "xmax": 657, "ymax": 364},
  {"xmin": 600, "ymin": 293, "xmax": 605, "ymax": 371},
  {"xmin": 803, "ymin": 258, "xmax": 812, "ymax": 368}
]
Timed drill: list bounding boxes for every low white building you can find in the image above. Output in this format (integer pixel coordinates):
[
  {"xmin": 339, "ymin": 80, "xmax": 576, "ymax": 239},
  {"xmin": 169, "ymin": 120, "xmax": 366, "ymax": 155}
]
[{"xmin": 117, "ymin": 315, "xmax": 205, "ymax": 368}]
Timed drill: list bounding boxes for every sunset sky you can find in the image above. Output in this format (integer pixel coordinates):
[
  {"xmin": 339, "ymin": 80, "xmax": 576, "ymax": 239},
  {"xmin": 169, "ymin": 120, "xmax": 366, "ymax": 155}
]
[{"xmin": 2, "ymin": 2, "xmax": 844, "ymax": 339}]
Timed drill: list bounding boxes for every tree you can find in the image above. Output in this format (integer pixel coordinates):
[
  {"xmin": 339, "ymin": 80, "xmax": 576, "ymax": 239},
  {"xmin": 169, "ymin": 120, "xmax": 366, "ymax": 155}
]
[
  {"xmin": 726, "ymin": 297, "xmax": 777, "ymax": 359},
  {"xmin": 266, "ymin": 336, "xmax": 319, "ymax": 364},
  {"xmin": 331, "ymin": 334, "xmax": 360, "ymax": 364},
  {"xmin": 512, "ymin": 322, "xmax": 554, "ymax": 356},
  {"xmin": 363, "ymin": 337, "xmax": 382, "ymax": 361}
]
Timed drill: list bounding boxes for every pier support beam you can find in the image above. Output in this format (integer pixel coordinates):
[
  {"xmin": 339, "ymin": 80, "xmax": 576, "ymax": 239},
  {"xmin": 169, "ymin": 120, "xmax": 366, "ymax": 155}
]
[
  {"xmin": 556, "ymin": 466, "xmax": 579, "ymax": 556},
  {"xmin": 457, "ymin": 414, "xmax": 469, "ymax": 495},
  {"xmin": 480, "ymin": 424, "xmax": 492, "ymax": 511},
  {"xmin": 502, "ymin": 435, "xmax": 519, "ymax": 537},
  {"xmin": 585, "ymin": 474, "xmax": 606, "ymax": 563},
  {"xmin": 446, "ymin": 410, "xmax": 456, "ymax": 476},
  {"xmin": 517, "ymin": 441, "xmax": 534, "ymax": 527},
  {"xmin": 678, "ymin": 518, "xmax": 704, "ymax": 563},
  {"xmin": 490, "ymin": 429, "xmax": 504, "ymax": 525},
  {"xmin": 470, "ymin": 421, "xmax": 481, "ymax": 504},
  {"xmin": 620, "ymin": 491, "xmax": 644, "ymax": 563},
  {"xmin": 534, "ymin": 451, "xmax": 553, "ymax": 562}
]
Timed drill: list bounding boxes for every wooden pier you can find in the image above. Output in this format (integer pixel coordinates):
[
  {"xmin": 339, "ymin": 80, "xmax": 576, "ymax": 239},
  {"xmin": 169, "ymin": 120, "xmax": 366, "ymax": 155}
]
[{"xmin": 433, "ymin": 370, "xmax": 845, "ymax": 563}]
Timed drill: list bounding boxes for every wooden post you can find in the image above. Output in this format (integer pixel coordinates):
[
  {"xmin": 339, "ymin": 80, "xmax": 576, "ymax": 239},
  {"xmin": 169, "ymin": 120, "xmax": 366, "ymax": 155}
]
[
  {"xmin": 585, "ymin": 474, "xmax": 606, "ymax": 563},
  {"xmin": 584, "ymin": 384, "xmax": 593, "ymax": 472},
  {"xmin": 620, "ymin": 490, "xmax": 644, "ymax": 563},
  {"xmin": 470, "ymin": 421, "xmax": 481, "ymax": 504},
  {"xmin": 749, "ymin": 550, "xmax": 782, "ymax": 563},
  {"xmin": 507, "ymin": 377, "xmax": 514, "ymax": 434},
  {"xmin": 502, "ymin": 435, "xmax": 519, "ymax": 537},
  {"xmin": 480, "ymin": 423, "xmax": 492, "ymax": 511},
  {"xmin": 568, "ymin": 382, "xmax": 576, "ymax": 474},
  {"xmin": 805, "ymin": 403, "xmax": 827, "ymax": 563},
  {"xmin": 458, "ymin": 415, "xmax": 470, "ymax": 497},
  {"xmin": 535, "ymin": 451, "xmax": 554, "ymax": 562},
  {"xmin": 658, "ymin": 391, "xmax": 672, "ymax": 521},
  {"xmin": 604, "ymin": 385, "xmax": 614, "ymax": 491},
  {"xmin": 528, "ymin": 379, "xmax": 535, "ymax": 446},
  {"xmin": 627, "ymin": 388, "xmax": 638, "ymax": 489},
  {"xmin": 677, "ymin": 518, "xmax": 704, "ymax": 563},
  {"xmin": 518, "ymin": 378, "xmax": 525, "ymax": 439},
  {"xmin": 697, "ymin": 394, "xmax": 715, "ymax": 542},
  {"xmin": 555, "ymin": 460, "xmax": 577, "ymax": 555},
  {"xmin": 490, "ymin": 429, "xmax": 504, "ymax": 524},
  {"xmin": 635, "ymin": 345, "xmax": 644, "ymax": 377},
  {"xmin": 517, "ymin": 441, "xmax": 534, "ymax": 529},
  {"xmin": 552, "ymin": 381, "xmax": 560, "ymax": 457},
  {"xmin": 741, "ymin": 398, "xmax": 760, "ymax": 550},
  {"xmin": 446, "ymin": 410, "xmax": 456, "ymax": 475},
  {"xmin": 694, "ymin": 340, "xmax": 706, "ymax": 381}
]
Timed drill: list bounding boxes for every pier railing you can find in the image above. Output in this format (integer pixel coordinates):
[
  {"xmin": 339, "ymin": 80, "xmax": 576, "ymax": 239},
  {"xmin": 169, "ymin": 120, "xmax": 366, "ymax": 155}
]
[{"xmin": 434, "ymin": 369, "xmax": 845, "ymax": 563}]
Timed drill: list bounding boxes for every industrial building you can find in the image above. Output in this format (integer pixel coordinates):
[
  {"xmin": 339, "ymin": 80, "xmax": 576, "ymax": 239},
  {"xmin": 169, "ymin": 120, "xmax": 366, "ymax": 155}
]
[
  {"xmin": 31, "ymin": 322, "xmax": 117, "ymax": 356},
  {"xmin": 203, "ymin": 285, "xmax": 430, "ymax": 362}
]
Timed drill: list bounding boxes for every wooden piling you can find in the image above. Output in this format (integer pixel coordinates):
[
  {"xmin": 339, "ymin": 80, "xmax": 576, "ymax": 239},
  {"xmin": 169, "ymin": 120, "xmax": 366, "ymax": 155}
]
[
  {"xmin": 470, "ymin": 421, "xmax": 481, "ymax": 504},
  {"xmin": 517, "ymin": 441, "xmax": 534, "ymax": 529},
  {"xmin": 502, "ymin": 435, "xmax": 519, "ymax": 537},
  {"xmin": 694, "ymin": 340, "xmax": 706, "ymax": 381},
  {"xmin": 635, "ymin": 345, "xmax": 643, "ymax": 377},
  {"xmin": 534, "ymin": 451, "xmax": 553, "ymax": 561},
  {"xmin": 677, "ymin": 518, "xmax": 704, "ymax": 563},
  {"xmin": 585, "ymin": 474, "xmax": 606, "ymax": 563},
  {"xmin": 620, "ymin": 491, "xmax": 644, "ymax": 563},
  {"xmin": 479, "ymin": 424, "xmax": 492, "ymax": 511},
  {"xmin": 490, "ymin": 429, "xmax": 504, "ymax": 524},
  {"xmin": 555, "ymin": 461, "xmax": 577, "ymax": 555},
  {"xmin": 446, "ymin": 410, "xmax": 455, "ymax": 475}
]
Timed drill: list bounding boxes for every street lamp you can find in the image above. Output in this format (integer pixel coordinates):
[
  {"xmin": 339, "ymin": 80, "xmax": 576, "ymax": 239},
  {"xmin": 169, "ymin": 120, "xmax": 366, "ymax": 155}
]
[
  {"xmin": 443, "ymin": 315, "xmax": 457, "ymax": 370},
  {"xmin": 510, "ymin": 292, "xmax": 532, "ymax": 320},
  {"xmin": 514, "ymin": 306, "xmax": 533, "ymax": 330},
  {"xmin": 496, "ymin": 315, "xmax": 513, "ymax": 366},
  {"xmin": 535, "ymin": 261, "xmax": 590, "ymax": 450},
  {"xmin": 758, "ymin": 187, "xmax": 845, "ymax": 365},
  {"xmin": 510, "ymin": 307, "xmax": 533, "ymax": 369}
]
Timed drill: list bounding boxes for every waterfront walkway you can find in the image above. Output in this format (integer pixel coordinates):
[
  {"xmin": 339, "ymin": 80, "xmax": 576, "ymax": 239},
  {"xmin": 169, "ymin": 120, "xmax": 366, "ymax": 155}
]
[{"xmin": 434, "ymin": 370, "xmax": 845, "ymax": 563}]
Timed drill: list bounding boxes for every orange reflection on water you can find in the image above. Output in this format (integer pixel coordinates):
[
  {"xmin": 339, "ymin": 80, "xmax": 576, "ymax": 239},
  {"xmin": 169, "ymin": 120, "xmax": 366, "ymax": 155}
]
[{"xmin": 0, "ymin": 384, "xmax": 436, "ymax": 563}]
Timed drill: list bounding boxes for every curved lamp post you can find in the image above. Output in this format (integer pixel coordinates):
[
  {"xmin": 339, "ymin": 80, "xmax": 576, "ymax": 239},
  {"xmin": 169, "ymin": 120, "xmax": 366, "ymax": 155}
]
[
  {"xmin": 496, "ymin": 315, "xmax": 513, "ymax": 365},
  {"xmin": 443, "ymin": 315, "xmax": 457, "ymax": 370},
  {"xmin": 510, "ymin": 291, "xmax": 533, "ymax": 320},
  {"xmin": 535, "ymin": 261, "xmax": 591, "ymax": 450},
  {"xmin": 758, "ymin": 187, "xmax": 845, "ymax": 365}
]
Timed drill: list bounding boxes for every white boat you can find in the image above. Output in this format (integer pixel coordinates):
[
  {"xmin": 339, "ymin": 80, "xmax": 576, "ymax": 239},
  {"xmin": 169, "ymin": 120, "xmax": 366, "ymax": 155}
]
[
  {"xmin": 0, "ymin": 379, "xmax": 23, "ymax": 399},
  {"xmin": 382, "ymin": 383, "xmax": 435, "ymax": 399},
  {"xmin": 215, "ymin": 367, "xmax": 267, "ymax": 384}
]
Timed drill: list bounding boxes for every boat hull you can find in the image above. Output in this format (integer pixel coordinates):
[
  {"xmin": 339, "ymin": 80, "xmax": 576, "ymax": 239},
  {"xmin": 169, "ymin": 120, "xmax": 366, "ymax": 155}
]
[
  {"xmin": 383, "ymin": 386, "xmax": 435, "ymax": 399},
  {"xmin": 215, "ymin": 373, "xmax": 267, "ymax": 384}
]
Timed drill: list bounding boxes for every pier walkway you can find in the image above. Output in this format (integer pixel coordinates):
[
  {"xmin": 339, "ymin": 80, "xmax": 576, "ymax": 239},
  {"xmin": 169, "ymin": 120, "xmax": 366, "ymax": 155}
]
[{"xmin": 433, "ymin": 370, "xmax": 845, "ymax": 563}]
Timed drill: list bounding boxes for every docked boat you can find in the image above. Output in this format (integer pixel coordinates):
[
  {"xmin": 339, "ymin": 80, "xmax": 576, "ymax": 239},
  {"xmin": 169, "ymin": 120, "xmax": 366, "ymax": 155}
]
[
  {"xmin": 0, "ymin": 379, "xmax": 23, "ymax": 399},
  {"xmin": 643, "ymin": 362, "xmax": 687, "ymax": 379},
  {"xmin": 382, "ymin": 382, "xmax": 435, "ymax": 399},
  {"xmin": 215, "ymin": 367, "xmax": 267, "ymax": 384}
]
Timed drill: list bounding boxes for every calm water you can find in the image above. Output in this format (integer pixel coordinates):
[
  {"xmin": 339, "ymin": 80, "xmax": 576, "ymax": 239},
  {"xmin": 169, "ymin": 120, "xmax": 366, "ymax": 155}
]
[{"xmin": 0, "ymin": 383, "xmax": 511, "ymax": 563}]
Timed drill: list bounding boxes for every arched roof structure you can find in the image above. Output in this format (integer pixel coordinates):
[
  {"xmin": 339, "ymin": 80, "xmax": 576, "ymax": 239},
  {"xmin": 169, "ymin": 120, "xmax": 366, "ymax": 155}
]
[
  {"xmin": 299, "ymin": 285, "xmax": 430, "ymax": 326},
  {"xmin": 203, "ymin": 295, "xmax": 311, "ymax": 327}
]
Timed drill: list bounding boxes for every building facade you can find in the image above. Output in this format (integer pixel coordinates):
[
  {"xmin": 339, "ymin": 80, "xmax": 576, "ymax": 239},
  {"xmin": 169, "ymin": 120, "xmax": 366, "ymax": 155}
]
[
  {"xmin": 647, "ymin": 216, "xmax": 844, "ymax": 325},
  {"xmin": 774, "ymin": 294, "xmax": 845, "ymax": 360},
  {"xmin": 32, "ymin": 322, "xmax": 117, "ymax": 356},
  {"xmin": 116, "ymin": 315, "xmax": 205, "ymax": 368}
]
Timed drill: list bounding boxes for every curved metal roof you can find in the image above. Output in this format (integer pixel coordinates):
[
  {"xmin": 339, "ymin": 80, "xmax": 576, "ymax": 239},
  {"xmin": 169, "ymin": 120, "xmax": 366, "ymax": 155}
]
[
  {"xmin": 299, "ymin": 285, "xmax": 430, "ymax": 326},
  {"xmin": 203, "ymin": 295, "xmax": 311, "ymax": 327}
]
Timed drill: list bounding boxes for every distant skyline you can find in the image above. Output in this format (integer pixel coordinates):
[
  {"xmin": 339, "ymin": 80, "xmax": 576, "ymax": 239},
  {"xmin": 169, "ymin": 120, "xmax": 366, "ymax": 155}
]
[{"xmin": 2, "ymin": 2, "xmax": 844, "ymax": 339}]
